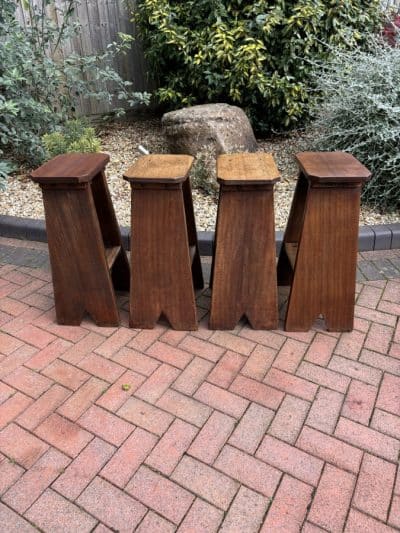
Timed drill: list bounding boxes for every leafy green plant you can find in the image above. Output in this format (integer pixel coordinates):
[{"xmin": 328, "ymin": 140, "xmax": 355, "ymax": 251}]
[
  {"xmin": 134, "ymin": 0, "xmax": 381, "ymax": 132},
  {"xmin": 42, "ymin": 120, "xmax": 101, "ymax": 159},
  {"xmin": 311, "ymin": 38, "xmax": 400, "ymax": 210},
  {"xmin": 0, "ymin": 160, "xmax": 15, "ymax": 190},
  {"xmin": 0, "ymin": 0, "xmax": 149, "ymax": 168}
]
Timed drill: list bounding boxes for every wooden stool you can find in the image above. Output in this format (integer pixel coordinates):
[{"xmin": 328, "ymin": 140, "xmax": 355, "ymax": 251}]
[
  {"xmin": 123, "ymin": 154, "xmax": 203, "ymax": 330},
  {"xmin": 30, "ymin": 153, "xmax": 130, "ymax": 326},
  {"xmin": 277, "ymin": 151, "xmax": 371, "ymax": 332},
  {"xmin": 209, "ymin": 153, "xmax": 280, "ymax": 330}
]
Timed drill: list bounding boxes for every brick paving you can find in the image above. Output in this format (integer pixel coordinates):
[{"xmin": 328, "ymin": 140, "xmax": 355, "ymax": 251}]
[{"xmin": 0, "ymin": 236, "xmax": 399, "ymax": 532}]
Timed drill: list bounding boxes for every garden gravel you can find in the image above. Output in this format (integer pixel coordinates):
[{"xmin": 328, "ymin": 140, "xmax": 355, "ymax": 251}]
[{"xmin": 0, "ymin": 117, "xmax": 398, "ymax": 231}]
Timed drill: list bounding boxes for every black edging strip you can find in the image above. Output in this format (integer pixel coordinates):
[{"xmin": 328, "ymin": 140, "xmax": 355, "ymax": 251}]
[{"xmin": 0, "ymin": 215, "xmax": 399, "ymax": 256}]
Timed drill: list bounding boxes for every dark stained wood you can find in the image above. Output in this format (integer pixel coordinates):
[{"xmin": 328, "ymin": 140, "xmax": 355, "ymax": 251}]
[
  {"xmin": 90, "ymin": 169, "xmax": 130, "ymax": 291},
  {"xmin": 30, "ymin": 153, "xmax": 129, "ymax": 326},
  {"xmin": 284, "ymin": 242, "xmax": 298, "ymax": 269},
  {"xmin": 124, "ymin": 154, "xmax": 202, "ymax": 330},
  {"xmin": 189, "ymin": 245, "xmax": 196, "ymax": 263},
  {"xmin": 278, "ymin": 151, "xmax": 371, "ymax": 332},
  {"xmin": 91, "ymin": 170, "xmax": 124, "ymax": 246},
  {"xmin": 182, "ymin": 177, "xmax": 204, "ymax": 290},
  {"xmin": 210, "ymin": 153, "xmax": 280, "ymax": 330},
  {"xmin": 296, "ymin": 152, "xmax": 371, "ymax": 183},
  {"xmin": 105, "ymin": 246, "xmax": 122, "ymax": 268},
  {"xmin": 31, "ymin": 153, "xmax": 110, "ymax": 184},
  {"xmin": 276, "ymin": 172, "xmax": 309, "ymax": 286}
]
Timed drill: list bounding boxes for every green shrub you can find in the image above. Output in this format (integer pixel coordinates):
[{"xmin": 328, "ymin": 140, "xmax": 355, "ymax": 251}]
[
  {"xmin": 311, "ymin": 39, "xmax": 400, "ymax": 211},
  {"xmin": 0, "ymin": 160, "xmax": 15, "ymax": 190},
  {"xmin": 0, "ymin": 0, "xmax": 149, "ymax": 168},
  {"xmin": 134, "ymin": 0, "xmax": 381, "ymax": 132},
  {"xmin": 42, "ymin": 120, "xmax": 101, "ymax": 159}
]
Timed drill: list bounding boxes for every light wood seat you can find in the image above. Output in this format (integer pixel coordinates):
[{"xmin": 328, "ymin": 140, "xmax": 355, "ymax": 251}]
[
  {"xmin": 30, "ymin": 153, "xmax": 130, "ymax": 327},
  {"xmin": 123, "ymin": 154, "xmax": 203, "ymax": 330},
  {"xmin": 217, "ymin": 153, "xmax": 280, "ymax": 185},
  {"xmin": 124, "ymin": 154, "xmax": 194, "ymax": 183},
  {"xmin": 210, "ymin": 152, "xmax": 280, "ymax": 330},
  {"xmin": 277, "ymin": 151, "xmax": 371, "ymax": 332}
]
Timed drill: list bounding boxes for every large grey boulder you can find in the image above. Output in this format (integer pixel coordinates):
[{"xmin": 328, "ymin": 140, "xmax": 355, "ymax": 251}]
[{"xmin": 162, "ymin": 103, "xmax": 258, "ymax": 156}]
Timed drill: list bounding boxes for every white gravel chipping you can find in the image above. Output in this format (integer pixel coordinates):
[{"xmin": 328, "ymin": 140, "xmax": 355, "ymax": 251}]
[{"xmin": 0, "ymin": 117, "xmax": 398, "ymax": 231}]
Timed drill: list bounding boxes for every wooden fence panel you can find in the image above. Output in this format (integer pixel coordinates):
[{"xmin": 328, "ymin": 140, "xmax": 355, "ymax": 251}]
[
  {"xmin": 16, "ymin": 0, "xmax": 149, "ymax": 116},
  {"xmin": 382, "ymin": 0, "xmax": 400, "ymax": 10},
  {"xmin": 15, "ymin": 0, "xmax": 400, "ymax": 115}
]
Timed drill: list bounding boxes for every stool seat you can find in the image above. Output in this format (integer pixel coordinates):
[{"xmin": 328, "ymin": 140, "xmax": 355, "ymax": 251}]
[
  {"xmin": 217, "ymin": 153, "xmax": 280, "ymax": 185},
  {"xmin": 123, "ymin": 154, "xmax": 194, "ymax": 183},
  {"xmin": 296, "ymin": 152, "xmax": 371, "ymax": 183},
  {"xmin": 31, "ymin": 153, "xmax": 110, "ymax": 184}
]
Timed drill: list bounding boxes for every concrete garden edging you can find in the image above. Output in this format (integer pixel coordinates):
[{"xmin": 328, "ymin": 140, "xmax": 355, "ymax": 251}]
[{"xmin": 0, "ymin": 214, "xmax": 399, "ymax": 256}]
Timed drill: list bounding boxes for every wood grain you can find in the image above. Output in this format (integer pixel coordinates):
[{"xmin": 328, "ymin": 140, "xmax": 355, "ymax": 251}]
[
  {"xmin": 296, "ymin": 152, "xmax": 371, "ymax": 183},
  {"xmin": 210, "ymin": 153, "xmax": 280, "ymax": 330},
  {"xmin": 31, "ymin": 154, "xmax": 129, "ymax": 326},
  {"xmin": 124, "ymin": 154, "xmax": 202, "ymax": 330},
  {"xmin": 217, "ymin": 153, "xmax": 280, "ymax": 185},
  {"xmin": 123, "ymin": 155, "xmax": 194, "ymax": 183},
  {"xmin": 278, "ymin": 151, "xmax": 371, "ymax": 332},
  {"xmin": 31, "ymin": 153, "xmax": 110, "ymax": 183}
]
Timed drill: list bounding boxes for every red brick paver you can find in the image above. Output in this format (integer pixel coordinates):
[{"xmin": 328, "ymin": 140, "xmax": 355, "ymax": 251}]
[
  {"xmin": 306, "ymin": 386, "xmax": 343, "ymax": 433},
  {"xmin": 308, "ymin": 464, "xmax": 355, "ymax": 531},
  {"xmin": 220, "ymin": 485, "xmax": 268, "ymax": 532},
  {"xmin": 35, "ymin": 413, "xmax": 92, "ymax": 457},
  {"xmin": 127, "ymin": 465, "xmax": 195, "ymax": 524},
  {"xmin": 188, "ymin": 410, "xmax": 235, "ymax": 464},
  {"xmin": 53, "ymin": 436, "xmax": 115, "ymax": 499},
  {"xmin": 353, "ymin": 453, "xmax": 396, "ymax": 522},
  {"xmin": 0, "ymin": 423, "xmax": 49, "ymax": 468},
  {"xmin": 77, "ymin": 476, "xmax": 146, "ymax": 530},
  {"xmin": 101, "ymin": 428, "xmax": 157, "ymax": 487},
  {"xmin": 261, "ymin": 474, "xmax": 313, "ymax": 531},
  {"xmin": 145, "ymin": 419, "xmax": 197, "ymax": 476},
  {"xmin": 2, "ymin": 447, "xmax": 70, "ymax": 513},
  {"xmin": 0, "ymin": 242, "xmax": 400, "ymax": 531},
  {"xmin": 25, "ymin": 488, "xmax": 96, "ymax": 533},
  {"xmin": 172, "ymin": 455, "xmax": 238, "ymax": 510},
  {"xmin": 178, "ymin": 498, "xmax": 224, "ymax": 533}
]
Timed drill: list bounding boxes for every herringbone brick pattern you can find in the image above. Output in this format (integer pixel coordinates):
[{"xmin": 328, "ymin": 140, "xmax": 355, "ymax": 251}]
[{"xmin": 0, "ymin": 238, "xmax": 400, "ymax": 532}]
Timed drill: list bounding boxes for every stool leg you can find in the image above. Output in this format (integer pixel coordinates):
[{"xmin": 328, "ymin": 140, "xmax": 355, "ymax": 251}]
[
  {"xmin": 182, "ymin": 178, "xmax": 204, "ymax": 290},
  {"xmin": 277, "ymin": 172, "xmax": 309, "ymax": 286},
  {"xmin": 210, "ymin": 186, "xmax": 278, "ymax": 330},
  {"xmin": 130, "ymin": 186, "xmax": 197, "ymax": 330},
  {"xmin": 42, "ymin": 185, "xmax": 120, "ymax": 326},
  {"xmin": 52, "ymin": 283, "xmax": 85, "ymax": 326},
  {"xmin": 285, "ymin": 186, "xmax": 360, "ymax": 331},
  {"xmin": 209, "ymin": 190, "xmax": 221, "ymax": 291},
  {"xmin": 91, "ymin": 171, "xmax": 130, "ymax": 291}
]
